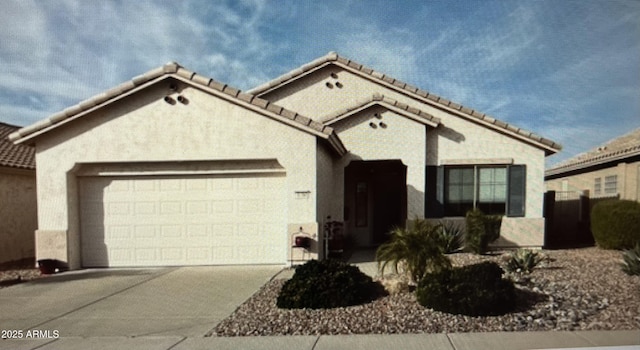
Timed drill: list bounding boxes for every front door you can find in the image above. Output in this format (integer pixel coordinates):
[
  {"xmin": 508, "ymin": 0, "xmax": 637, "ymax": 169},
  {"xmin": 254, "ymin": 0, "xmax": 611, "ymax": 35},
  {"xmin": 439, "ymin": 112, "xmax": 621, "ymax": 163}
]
[{"xmin": 345, "ymin": 160, "xmax": 407, "ymax": 246}]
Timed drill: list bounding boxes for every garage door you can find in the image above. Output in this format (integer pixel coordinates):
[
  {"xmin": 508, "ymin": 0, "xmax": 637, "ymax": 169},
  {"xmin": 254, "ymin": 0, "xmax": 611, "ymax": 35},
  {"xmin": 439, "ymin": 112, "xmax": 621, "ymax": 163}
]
[{"xmin": 79, "ymin": 174, "xmax": 286, "ymax": 267}]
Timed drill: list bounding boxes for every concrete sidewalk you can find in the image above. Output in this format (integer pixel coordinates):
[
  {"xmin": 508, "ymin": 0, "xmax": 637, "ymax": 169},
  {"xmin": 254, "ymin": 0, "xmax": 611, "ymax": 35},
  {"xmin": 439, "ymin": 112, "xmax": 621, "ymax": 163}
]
[{"xmin": 1, "ymin": 330, "xmax": 638, "ymax": 350}]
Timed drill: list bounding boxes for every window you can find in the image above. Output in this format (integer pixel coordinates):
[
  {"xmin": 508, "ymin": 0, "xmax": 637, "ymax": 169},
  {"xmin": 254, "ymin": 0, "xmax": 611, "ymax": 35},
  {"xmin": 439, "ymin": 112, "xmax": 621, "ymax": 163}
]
[
  {"xmin": 444, "ymin": 166, "xmax": 507, "ymax": 216},
  {"xmin": 594, "ymin": 177, "xmax": 601, "ymax": 196},
  {"xmin": 604, "ymin": 175, "xmax": 617, "ymax": 195},
  {"xmin": 445, "ymin": 167, "xmax": 474, "ymax": 216},
  {"xmin": 425, "ymin": 164, "xmax": 526, "ymax": 218}
]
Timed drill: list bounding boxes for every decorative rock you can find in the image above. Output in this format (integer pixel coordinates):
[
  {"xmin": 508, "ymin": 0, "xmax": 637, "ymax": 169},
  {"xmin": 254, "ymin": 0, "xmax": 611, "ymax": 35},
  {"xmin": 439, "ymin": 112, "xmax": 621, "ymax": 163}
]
[{"xmin": 213, "ymin": 248, "xmax": 640, "ymax": 336}]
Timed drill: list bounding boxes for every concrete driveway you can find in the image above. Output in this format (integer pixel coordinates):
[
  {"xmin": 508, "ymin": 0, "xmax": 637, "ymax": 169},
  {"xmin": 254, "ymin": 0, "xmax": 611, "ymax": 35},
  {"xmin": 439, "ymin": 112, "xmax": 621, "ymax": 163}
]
[{"xmin": 0, "ymin": 265, "xmax": 282, "ymax": 338}]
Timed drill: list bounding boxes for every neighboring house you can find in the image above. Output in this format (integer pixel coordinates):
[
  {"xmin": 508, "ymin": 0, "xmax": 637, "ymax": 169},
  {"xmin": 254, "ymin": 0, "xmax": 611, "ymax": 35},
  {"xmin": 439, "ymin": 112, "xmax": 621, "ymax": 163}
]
[
  {"xmin": 545, "ymin": 128, "xmax": 640, "ymax": 201},
  {"xmin": 10, "ymin": 52, "xmax": 561, "ymax": 270},
  {"xmin": 0, "ymin": 122, "xmax": 37, "ymax": 264}
]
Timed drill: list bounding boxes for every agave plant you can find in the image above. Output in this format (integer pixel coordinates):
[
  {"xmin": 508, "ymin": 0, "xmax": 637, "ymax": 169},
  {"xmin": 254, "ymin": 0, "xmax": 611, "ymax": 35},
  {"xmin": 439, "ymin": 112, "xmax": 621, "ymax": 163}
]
[
  {"xmin": 504, "ymin": 249, "xmax": 543, "ymax": 274},
  {"xmin": 621, "ymin": 243, "xmax": 640, "ymax": 276},
  {"xmin": 376, "ymin": 219, "xmax": 451, "ymax": 284},
  {"xmin": 435, "ymin": 220, "xmax": 464, "ymax": 254}
]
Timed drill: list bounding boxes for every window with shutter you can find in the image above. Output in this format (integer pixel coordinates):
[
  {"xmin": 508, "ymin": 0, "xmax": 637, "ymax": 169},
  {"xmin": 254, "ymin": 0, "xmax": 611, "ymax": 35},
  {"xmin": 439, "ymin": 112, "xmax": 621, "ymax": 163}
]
[{"xmin": 425, "ymin": 164, "xmax": 526, "ymax": 217}]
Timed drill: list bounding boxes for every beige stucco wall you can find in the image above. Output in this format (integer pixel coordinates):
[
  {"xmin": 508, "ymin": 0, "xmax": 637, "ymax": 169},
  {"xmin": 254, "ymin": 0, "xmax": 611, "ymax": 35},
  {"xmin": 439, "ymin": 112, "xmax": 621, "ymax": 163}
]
[
  {"xmin": 546, "ymin": 160, "xmax": 640, "ymax": 201},
  {"xmin": 33, "ymin": 79, "xmax": 321, "ymax": 269},
  {"xmin": 331, "ymin": 106, "xmax": 427, "ymax": 219},
  {"xmin": 0, "ymin": 167, "xmax": 37, "ymax": 263},
  {"xmin": 262, "ymin": 65, "xmax": 548, "ymax": 246}
]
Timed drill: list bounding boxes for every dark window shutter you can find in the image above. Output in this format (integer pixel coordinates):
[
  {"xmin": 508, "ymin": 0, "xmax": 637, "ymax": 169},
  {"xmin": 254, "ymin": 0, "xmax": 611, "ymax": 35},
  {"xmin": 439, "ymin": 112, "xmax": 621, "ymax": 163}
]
[
  {"xmin": 425, "ymin": 165, "xmax": 444, "ymax": 218},
  {"xmin": 507, "ymin": 165, "xmax": 526, "ymax": 217}
]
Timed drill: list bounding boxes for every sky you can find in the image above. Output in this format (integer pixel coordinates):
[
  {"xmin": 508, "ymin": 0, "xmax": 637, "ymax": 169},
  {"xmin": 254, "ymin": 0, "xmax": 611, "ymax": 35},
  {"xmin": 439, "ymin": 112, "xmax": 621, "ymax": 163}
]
[{"xmin": 1, "ymin": 0, "xmax": 638, "ymax": 167}]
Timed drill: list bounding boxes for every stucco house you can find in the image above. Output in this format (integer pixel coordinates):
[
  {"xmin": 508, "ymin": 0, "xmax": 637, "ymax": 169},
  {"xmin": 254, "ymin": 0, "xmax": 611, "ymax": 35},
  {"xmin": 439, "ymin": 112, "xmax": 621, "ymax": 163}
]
[
  {"xmin": 10, "ymin": 52, "xmax": 561, "ymax": 270},
  {"xmin": 0, "ymin": 122, "xmax": 37, "ymax": 265},
  {"xmin": 545, "ymin": 128, "xmax": 640, "ymax": 201}
]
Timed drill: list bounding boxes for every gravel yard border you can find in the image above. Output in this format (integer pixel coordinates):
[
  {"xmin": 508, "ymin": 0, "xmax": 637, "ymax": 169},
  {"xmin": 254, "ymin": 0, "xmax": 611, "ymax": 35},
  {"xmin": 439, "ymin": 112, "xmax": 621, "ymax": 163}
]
[
  {"xmin": 0, "ymin": 258, "xmax": 40, "ymax": 289},
  {"xmin": 213, "ymin": 248, "xmax": 640, "ymax": 336}
]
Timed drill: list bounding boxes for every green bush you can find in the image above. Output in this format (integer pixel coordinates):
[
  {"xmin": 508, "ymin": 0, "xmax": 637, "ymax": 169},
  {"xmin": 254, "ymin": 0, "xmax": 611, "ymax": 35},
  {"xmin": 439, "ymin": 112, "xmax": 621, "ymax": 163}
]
[
  {"xmin": 591, "ymin": 200, "xmax": 640, "ymax": 249},
  {"xmin": 276, "ymin": 259, "xmax": 385, "ymax": 309},
  {"xmin": 621, "ymin": 243, "xmax": 640, "ymax": 276},
  {"xmin": 464, "ymin": 209, "xmax": 502, "ymax": 254},
  {"xmin": 505, "ymin": 249, "xmax": 543, "ymax": 274},
  {"xmin": 376, "ymin": 219, "xmax": 451, "ymax": 283},
  {"xmin": 416, "ymin": 262, "xmax": 516, "ymax": 316},
  {"xmin": 434, "ymin": 220, "xmax": 464, "ymax": 254}
]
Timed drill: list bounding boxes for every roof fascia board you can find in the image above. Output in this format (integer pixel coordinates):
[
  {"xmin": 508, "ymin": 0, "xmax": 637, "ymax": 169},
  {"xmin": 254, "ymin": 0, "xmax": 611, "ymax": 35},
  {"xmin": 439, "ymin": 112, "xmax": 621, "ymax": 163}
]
[
  {"xmin": 13, "ymin": 73, "xmax": 347, "ymax": 156},
  {"xmin": 169, "ymin": 75, "xmax": 333, "ymax": 140},
  {"xmin": 0, "ymin": 165, "xmax": 35, "ymax": 175},
  {"xmin": 327, "ymin": 61, "xmax": 559, "ymax": 155},
  {"xmin": 325, "ymin": 101, "xmax": 440, "ymax": 128},
  {"xmin": 545, "ymin": 149, "xmax": 640, "ymax": 177},
  {"xmin": 11, "ymin": 77, "xmax": 166, "ymax": 145},
  {"xmin": 252, "ymin": 56, "xmax": 559, "ymax": 155}
]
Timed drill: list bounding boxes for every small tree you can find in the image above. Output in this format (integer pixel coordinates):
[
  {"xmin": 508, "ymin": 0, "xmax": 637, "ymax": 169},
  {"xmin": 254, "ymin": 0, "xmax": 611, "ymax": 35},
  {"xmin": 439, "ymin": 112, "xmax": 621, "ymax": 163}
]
[{"xmin": 376, "ymin": 219, "xmax": 451, "ymax": 283}]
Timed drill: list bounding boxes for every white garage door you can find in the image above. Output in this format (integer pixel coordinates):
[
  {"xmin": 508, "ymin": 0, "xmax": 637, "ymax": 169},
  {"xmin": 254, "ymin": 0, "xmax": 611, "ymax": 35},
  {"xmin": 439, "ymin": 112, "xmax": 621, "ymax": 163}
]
[{"xmin": 79, "ymin": 174, "xmax": 286, "ymax": 267}]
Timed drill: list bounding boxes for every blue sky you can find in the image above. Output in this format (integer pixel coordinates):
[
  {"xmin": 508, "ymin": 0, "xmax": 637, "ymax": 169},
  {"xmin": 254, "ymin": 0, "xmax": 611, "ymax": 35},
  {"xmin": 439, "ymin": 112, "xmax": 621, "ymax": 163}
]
[{"xmin": 1, "ymin": 0, "xmax": 638, "ymax": 166}]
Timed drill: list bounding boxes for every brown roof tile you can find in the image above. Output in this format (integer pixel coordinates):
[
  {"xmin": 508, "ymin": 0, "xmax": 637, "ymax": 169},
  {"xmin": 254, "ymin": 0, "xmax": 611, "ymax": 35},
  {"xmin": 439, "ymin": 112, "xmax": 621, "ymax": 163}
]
[
  {"xmin": 0, "ymin": 122, "xmax": 35, "ymax": 170},
  {"xmin": 9, "ymin": 62, "xmax": 345, "ymax": 156},
  {"xmin": 546, "ymin": 128, "xmax": 640, "ymax": 175},
  {"xmin": 248, "ymin": 52, "xmax": 562, "ymax": 154},
  {"xmin": 322, "ymin": 94, "xmax": 441, "ymax": 127}
]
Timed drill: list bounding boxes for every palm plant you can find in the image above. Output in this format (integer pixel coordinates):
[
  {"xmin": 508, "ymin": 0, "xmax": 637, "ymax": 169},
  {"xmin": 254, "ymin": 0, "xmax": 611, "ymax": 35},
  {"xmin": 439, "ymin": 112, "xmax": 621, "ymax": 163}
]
[{"xmin": 376, "ymin": 219, "xmax": 451, "ymax": 283}]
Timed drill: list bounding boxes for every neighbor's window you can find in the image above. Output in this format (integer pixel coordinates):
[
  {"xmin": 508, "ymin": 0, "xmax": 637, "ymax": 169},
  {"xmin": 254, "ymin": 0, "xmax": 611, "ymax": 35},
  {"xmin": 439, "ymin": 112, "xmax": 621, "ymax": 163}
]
[
  {"xmin": 444, "ymin": 166, "xmax": 507, "ymax": 216},
  {"xmin": 604, "ymin": 175, "xmax": 617, "ymax": 195},
  {"xmin": 594, "ymin": 177, "xmax": 601, "ymax": 196}
]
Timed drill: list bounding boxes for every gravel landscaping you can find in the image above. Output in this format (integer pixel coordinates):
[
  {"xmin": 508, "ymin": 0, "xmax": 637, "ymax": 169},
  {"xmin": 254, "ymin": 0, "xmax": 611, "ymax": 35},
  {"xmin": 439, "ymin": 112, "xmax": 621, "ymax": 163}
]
[
  {"xmin": 0, "ymin": 259, "xmax": 40, "ymax": 289},
  {"xmin": 213, "ymin": 248, "xmax": 640, "ymax": 336}
]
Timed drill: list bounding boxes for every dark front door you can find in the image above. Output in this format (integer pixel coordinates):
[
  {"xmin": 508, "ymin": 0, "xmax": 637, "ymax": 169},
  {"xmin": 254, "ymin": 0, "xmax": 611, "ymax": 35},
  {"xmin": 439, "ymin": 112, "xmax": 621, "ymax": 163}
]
[
  {"xmin": 345, "ymin": 160, "xmax": 407, "ymax": 246},
  {"xmin": 372, "ymin": 168, "xmax": 406, "ymax": 244}
]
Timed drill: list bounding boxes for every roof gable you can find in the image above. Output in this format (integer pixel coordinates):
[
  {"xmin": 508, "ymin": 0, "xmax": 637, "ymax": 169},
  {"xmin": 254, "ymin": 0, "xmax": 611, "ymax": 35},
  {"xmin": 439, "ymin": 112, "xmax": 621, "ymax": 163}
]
[
  {"xmin": 10, "ymin": 63, "xmax": 346, "ymax": 156},
  {"xmin": 0, "ymin": 122, "xmax": 35, "ymax": 170},
  {"xmin": 248, "ymin": 52, "xmax": 561, "ymax": 155},
  {"xmin": 321, "ymin": 94, "xmax": 440, "ymax": 128},
  {"xmin": 546, "ymin": 128, "xmax": 640, "ymax": 176}
]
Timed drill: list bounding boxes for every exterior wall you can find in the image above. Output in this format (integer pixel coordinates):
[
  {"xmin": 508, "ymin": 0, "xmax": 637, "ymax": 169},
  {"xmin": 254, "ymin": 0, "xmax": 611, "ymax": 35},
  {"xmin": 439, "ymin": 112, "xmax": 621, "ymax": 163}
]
[
  {"xmin": 34, "ymin": 82, "xmax": 320, "ymax": 269},
  {"xmin": 546, "ymin": 160, "xmax": 640, "ymax": 201},
  {"xmin": 288, "ymin": 141, "xmax": 337, "ymax": 262},
  {"xmin": 332, "ymin": 106, "xmax": 427, "ymax": 219},
  {"xmin": 262, "ymin": 65, "xmax": 548, "ymax": 246},
  {"xmin": 0, "ymin": 167, "xmax": 37, "ymax": 263}
]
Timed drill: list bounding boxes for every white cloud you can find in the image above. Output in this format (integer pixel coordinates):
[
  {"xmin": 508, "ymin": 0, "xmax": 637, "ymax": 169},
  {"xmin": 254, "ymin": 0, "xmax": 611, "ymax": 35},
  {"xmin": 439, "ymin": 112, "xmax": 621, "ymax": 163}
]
[{"xmin": 0, "ymin": 0, "xmax": 275, "ymax": 125}]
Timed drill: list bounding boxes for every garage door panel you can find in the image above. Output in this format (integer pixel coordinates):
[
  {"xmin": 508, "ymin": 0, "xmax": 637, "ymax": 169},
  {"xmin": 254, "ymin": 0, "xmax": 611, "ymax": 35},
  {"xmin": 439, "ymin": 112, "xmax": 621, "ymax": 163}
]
[{"xmin": 80, "ymin": 174, "xmax": 286, "ymax": 267}]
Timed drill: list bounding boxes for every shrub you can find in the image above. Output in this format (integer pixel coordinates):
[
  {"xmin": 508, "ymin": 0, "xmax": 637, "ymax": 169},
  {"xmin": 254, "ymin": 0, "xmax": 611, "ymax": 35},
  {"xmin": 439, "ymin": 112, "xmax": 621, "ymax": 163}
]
[
  {"xmin": 621, "ymin": 243, "xmax": 640, "ymax": 276},
  {"xmin": 416, "ymin": 261, "xmax": 516, "ymax": 316},
  {"xmin": 276, "ymin": 259, "xmax": 385, "ymax": 309},
  {"xmin": 464, "ymin": 209, "xmax": 502, "ymax": 254},
  {"xmin": 435, "ymin": 220, "xmax": 464, "ymax": 254},
  {"xmin": 376, "ymin": 219, "xmax": 451, "ymax": 283},
  {"xmin": 591, "ymin": 200, "xmax": 640, "ymax": 250},
  {"xmin": 504, "ymin": 249, "xmax": 543, "ymax": 274}
]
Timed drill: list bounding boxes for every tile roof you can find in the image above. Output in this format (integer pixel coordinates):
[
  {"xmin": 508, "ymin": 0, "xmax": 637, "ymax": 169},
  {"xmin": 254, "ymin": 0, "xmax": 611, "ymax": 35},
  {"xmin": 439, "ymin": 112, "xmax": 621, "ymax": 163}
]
[
  {"xmin": 9, "ymin": 62, "xmax": 346, "ymax": 156},
  {"xmin": 248, "ymin": 52, "xmax": 562, "ymax": 155},
  {"xmin": 0, "ymin": 122, "xmax": 35, "ymax": 170},
  {"xmin": 546, "ymin": 128, "xmax": 640, "ymax": 176},
  {"xmin": 321, "ymin": 93, "xmax": 441, "ymax": 127}
]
